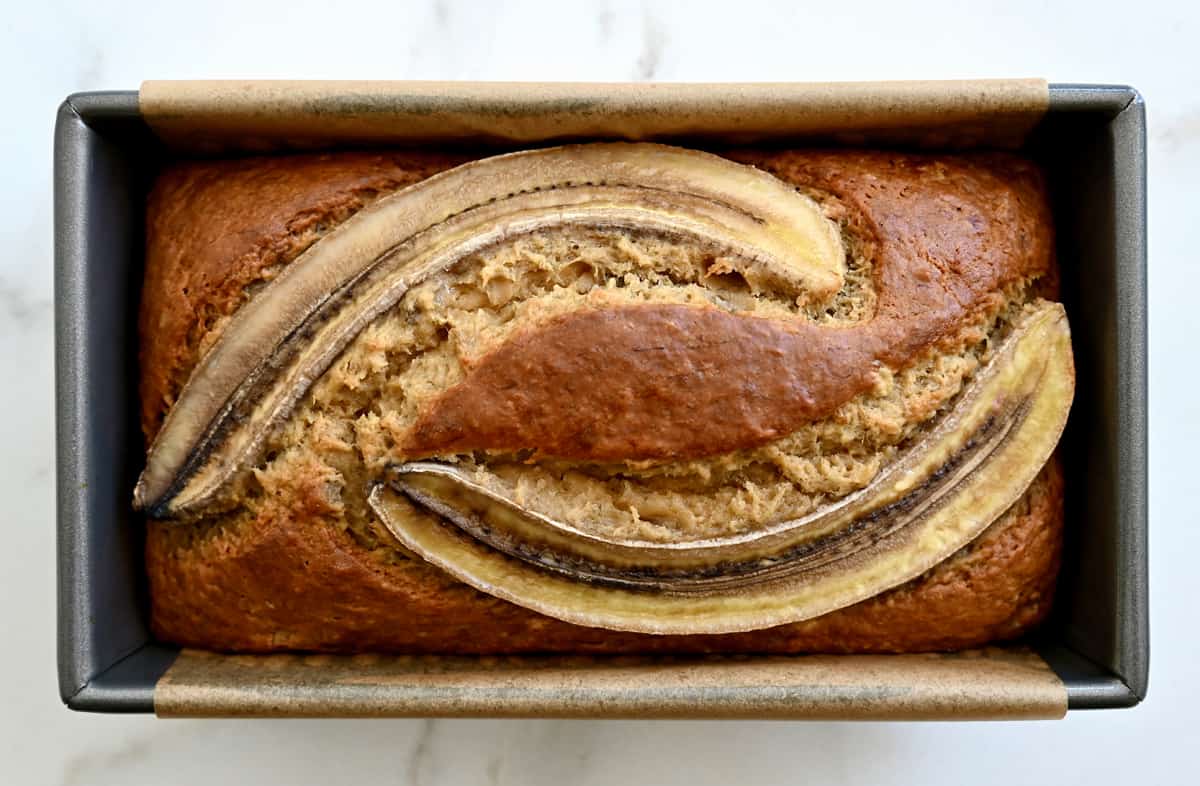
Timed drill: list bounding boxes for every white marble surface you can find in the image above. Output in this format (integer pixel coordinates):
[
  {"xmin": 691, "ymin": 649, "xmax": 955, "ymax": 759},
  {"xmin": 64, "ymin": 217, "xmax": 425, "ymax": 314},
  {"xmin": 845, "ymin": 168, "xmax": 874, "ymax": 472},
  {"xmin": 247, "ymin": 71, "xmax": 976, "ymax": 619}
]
[{"xmin": 4, "ymin": 0, "xmax": 1194, "ymax": 783}]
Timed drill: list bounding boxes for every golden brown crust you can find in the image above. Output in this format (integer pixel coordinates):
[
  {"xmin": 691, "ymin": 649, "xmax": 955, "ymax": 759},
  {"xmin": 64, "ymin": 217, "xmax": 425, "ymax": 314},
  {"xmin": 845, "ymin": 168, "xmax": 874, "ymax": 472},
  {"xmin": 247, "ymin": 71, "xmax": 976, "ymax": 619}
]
[
  {"xmin": 140, "ymin": 150, "xmax": 471, "ymax": 442},
  {"xmin": 404, "ymin": 304, "xmax": 882, "ymax": 461},
  {"xmin": 141, "ymin": 147, "xmax": 1061, "ymax": 654},
  {"xmin": 404, "ymin": 150, "xmax": 1052, "ymax": 463},
  {"xmin": 145, "ymin": 457, "xmax": 1061, "ymax": 654}
]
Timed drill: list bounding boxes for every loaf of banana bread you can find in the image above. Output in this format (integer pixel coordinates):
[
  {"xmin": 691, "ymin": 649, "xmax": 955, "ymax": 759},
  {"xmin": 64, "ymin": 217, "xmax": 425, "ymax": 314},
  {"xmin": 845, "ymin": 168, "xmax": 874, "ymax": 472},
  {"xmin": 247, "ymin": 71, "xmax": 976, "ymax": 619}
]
[{"xmin": 139, "ymin": 145, "xmax": 1070, "ymax": 653}]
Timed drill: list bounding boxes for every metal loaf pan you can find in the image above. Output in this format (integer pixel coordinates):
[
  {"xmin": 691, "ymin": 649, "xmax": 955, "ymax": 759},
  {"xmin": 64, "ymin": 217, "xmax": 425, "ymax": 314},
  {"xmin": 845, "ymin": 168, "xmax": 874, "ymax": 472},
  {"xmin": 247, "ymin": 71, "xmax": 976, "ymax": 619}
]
[{"xmin": 54, "ymin": 82, "xmax": 1147, "ymax": 716}]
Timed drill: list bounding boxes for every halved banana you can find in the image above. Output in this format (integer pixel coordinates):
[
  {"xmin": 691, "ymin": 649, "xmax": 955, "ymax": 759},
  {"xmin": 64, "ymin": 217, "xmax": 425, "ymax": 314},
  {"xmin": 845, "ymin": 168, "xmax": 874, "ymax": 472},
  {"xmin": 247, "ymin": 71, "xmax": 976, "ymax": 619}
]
[
  {"xmin": 369, "ymin": 302, "xmax": 1073, "ymax": 634},
  {"xmin": 135, "ymin": 144, "xmax": 845, "ymax": 517}
]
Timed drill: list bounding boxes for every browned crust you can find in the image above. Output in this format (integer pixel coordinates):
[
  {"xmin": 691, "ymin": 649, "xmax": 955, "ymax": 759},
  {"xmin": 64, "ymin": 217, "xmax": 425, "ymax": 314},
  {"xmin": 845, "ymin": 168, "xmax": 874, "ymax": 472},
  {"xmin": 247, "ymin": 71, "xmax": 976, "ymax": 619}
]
[
  {"xmin": 140, "ymin": 150, "xmax": 472, "ymax": 442},
  {"xmin": 406, "ymin": 150, "xmax": 1053, "ymax": 462},
  {"xmin": 141, "ymin": 148, "xmax": 1062, "ymax": 654},
  {"xmin": 145, "ymin": 457, "xmax": 1062, "ymax": 654}
]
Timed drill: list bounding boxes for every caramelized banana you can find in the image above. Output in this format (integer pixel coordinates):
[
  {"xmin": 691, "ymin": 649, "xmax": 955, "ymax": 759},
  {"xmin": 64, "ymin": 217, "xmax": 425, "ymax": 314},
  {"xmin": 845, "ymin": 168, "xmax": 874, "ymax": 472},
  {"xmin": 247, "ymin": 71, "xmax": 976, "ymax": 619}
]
[
  {"xmin": 371, "ymin": 303, "xmax": 1072, "ymax": 633},
  {"xmin": 135, "ymin": 144, "xmax": 844, "ymax": 516}
]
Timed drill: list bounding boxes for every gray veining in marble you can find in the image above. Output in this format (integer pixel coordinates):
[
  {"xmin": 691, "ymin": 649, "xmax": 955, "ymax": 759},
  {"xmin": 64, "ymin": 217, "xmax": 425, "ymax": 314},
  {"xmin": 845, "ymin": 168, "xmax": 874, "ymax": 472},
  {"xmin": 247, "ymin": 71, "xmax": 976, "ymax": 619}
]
[{"xmin": 635, "ymin": 11, "xmax": 665, "ymax": 80}]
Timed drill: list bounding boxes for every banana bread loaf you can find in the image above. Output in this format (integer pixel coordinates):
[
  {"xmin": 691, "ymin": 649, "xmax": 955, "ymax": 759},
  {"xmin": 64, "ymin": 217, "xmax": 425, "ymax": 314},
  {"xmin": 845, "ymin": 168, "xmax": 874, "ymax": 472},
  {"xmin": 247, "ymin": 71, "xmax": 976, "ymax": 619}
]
[{"xmin": 140, "ymin": 146, "xmax": 1069, "ymax": 653}]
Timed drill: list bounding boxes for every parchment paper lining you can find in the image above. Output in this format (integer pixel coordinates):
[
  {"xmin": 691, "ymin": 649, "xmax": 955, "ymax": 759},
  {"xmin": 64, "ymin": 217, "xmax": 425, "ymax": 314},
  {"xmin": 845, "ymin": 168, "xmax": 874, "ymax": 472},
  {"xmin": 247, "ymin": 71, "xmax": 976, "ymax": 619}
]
[
  {"xmin": 139, "ymin": 79, "xmax": 1048, "ymax": 152},
  {"xmin": 141, "ymin": 79, "xmax": 1063, "ymax": 719},
  {"xmin": 156, "ymin": 648, "xmax": 1066, "ymax": 719}
]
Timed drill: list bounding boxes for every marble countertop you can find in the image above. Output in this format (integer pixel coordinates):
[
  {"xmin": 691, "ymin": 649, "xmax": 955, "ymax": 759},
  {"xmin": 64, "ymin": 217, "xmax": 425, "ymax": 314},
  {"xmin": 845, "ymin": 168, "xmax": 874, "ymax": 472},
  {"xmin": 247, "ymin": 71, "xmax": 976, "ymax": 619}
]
[{"xmin": 5, "ymin": 0, "xmax": 1193, "ymax": 783}]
